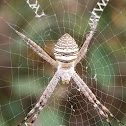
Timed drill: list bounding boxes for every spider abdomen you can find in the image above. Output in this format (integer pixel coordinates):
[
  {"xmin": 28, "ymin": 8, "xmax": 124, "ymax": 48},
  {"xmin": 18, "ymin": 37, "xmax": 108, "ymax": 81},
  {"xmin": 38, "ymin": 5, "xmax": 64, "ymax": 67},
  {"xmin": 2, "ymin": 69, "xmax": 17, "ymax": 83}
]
[{"xmin": 54, "ymin": 33, "xmax": 79, "ymax": 63}]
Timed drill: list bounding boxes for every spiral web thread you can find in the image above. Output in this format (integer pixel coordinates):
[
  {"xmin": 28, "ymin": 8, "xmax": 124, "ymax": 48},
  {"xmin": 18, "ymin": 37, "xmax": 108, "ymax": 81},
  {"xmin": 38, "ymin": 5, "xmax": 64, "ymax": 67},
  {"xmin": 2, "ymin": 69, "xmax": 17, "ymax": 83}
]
[{"xmin": 0, "ymin": 0, "xmax": 126, "ymax": 126}]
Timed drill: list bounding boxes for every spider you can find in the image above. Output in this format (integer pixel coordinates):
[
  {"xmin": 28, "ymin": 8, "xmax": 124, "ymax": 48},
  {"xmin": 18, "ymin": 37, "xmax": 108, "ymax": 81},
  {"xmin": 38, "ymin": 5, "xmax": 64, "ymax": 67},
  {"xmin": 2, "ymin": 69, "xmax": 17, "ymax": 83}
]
[
  {"xmin": 5, "ymin": 1, "xmax": 123, "ymax": 125},
  {"xmin": 7, "ymin": 21, "xmax": 123, "ymax": 126}
]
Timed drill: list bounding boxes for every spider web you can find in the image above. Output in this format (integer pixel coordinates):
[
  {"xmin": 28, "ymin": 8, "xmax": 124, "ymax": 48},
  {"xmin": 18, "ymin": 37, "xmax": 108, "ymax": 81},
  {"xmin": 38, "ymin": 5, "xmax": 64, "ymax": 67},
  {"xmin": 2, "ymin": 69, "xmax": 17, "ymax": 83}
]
[{"xmin": 0, "ymin": 0, "xmax": 126, "ymax": 126}]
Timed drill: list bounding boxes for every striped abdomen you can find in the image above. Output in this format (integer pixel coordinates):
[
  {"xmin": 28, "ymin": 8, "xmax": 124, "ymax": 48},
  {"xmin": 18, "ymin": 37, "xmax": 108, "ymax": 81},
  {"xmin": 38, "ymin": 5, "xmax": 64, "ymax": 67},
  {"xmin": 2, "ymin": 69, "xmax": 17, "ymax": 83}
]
[{"xmin": 54, "ymin": 33, "xmax": 79, "ymax": 63}]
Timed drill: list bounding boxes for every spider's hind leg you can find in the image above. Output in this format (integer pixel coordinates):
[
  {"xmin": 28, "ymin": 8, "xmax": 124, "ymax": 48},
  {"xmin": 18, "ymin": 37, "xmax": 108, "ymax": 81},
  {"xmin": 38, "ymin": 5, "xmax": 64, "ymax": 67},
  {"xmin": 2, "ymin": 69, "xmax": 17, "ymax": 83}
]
[
  {"xmin": 78, "ymin": 78, "xmax": 124, "ymax": 125},
  {"xmin": 72, "ymin": 72, "xmax": 123, "ymax": 125},
  {"xmin": 72, "ymin": 72, "xmax": 112, "ymax": 126},
  {"xmin": 17, "ymin": 107, "xmax": 37, "ymax": 126},
  {"xmin": 88, "ymin": 90, "xmax": 124, "ymax": 125},
  {"xmin": 95, "ymin": 100, "xmax": 124, "ymax": 125},
  {"xmin": 17, "ymin": 71, "xmax": 60, "ymax": 126},
  {"xmin": 93, "ymin": 103, "xmax": 112, "ymax": 126}
]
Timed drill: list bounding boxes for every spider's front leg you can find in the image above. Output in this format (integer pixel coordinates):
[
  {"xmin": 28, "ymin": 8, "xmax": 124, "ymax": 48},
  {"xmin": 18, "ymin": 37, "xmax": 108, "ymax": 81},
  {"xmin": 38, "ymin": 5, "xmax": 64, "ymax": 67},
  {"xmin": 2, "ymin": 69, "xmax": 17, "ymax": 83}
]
[
  {"xmin": 75, "ymin": 0, "xmax": 110, "ymax": 65},
  {"xmin": 6, "ymin": 21, "xmax": 58, "ymax": 68},
  {"xmin": 17, "ymin": 71, "xmax": 60, "ymax": 126},
  {"xmin": 74, "ymin": 20, "xmax": 97, "ymax": 65},
  {"xmin": 72, "ymin": 72, "xmax": 123, "ymax": 126}
]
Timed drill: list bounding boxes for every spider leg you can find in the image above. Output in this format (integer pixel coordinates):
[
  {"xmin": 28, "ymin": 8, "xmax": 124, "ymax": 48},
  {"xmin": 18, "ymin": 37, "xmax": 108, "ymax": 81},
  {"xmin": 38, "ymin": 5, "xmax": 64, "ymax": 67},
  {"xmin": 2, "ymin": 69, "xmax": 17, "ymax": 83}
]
[
  {"xmin": 73, "ymin": 73, "xmax": 124, "ymax": 125},
  {"xmin": 6, "ymin": 21, "xmax": 58, "ymax": 68},
  {"xmin": 29, "ymin": 106, "xmax": 43, "ymax": 126},
  {"xmin": 74, "ymin": 20, "xmax": 98, "ymax": 65},
  {"xmin": 17, "ymin": 71, "xmax": 60, "ymax": 126},
  {"xmin": 75, "ymin": 0, "xmax": 110, "ymax": 66},
  {"xmin": 72, "ymin": 72, "xmax": 123, "ymax": 125}
]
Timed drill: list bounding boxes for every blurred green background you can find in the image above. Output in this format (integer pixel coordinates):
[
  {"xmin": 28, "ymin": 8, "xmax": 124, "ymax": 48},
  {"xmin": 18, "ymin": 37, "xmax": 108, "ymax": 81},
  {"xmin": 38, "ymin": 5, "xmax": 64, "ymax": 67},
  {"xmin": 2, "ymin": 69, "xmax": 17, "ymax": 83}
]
[{"xmin": 0, "ymin": 0, "xmax": 126, "ymax": 126}]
